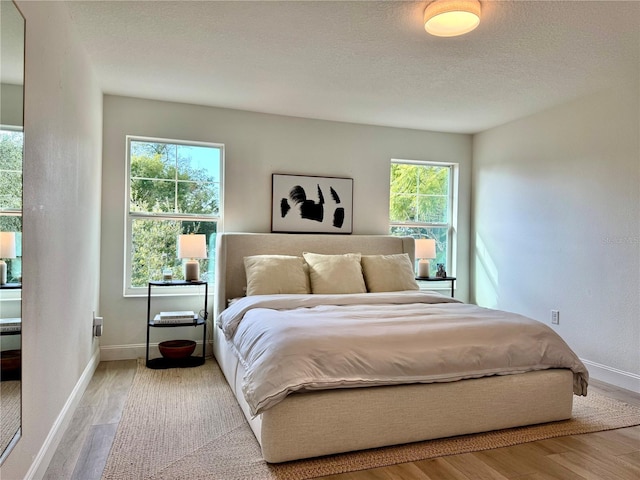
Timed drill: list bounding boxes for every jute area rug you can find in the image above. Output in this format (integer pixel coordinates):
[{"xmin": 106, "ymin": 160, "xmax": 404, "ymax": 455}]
[
  {"xmin": 101, "ymin": 360, "xmax": 640, "ymax": 480},
  {"xmin": 0, "ymin": 380, "xmax": 20, "ymax": 455}
]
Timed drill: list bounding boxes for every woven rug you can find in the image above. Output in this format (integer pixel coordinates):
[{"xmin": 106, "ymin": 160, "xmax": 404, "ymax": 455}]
[
  {"xmin": 101, "ymin": 360, "xmax": 640, "ymax": 480},
  {"xmin": 0, "ymin": 380, "xmax": 20, "ymax": 455}
]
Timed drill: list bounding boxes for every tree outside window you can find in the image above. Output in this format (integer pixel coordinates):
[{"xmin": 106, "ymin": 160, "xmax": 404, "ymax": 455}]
[
  {"xmin": 389, "ymin": 161, "xmax": 454, "ymax": 276},
  {"xmin": 126, "ymin": 137, "xmax": 222, "ymax": 290},
  {"xmin": 0, "ymin": 129, "xmax": 23, "ymax": 282}
]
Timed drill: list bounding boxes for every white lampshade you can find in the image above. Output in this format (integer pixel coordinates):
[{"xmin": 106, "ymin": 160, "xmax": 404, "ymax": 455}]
[
  {"xmin": 0, "ymin": 232, "xmax": 16, "ymax": 259},
  {"xmin": 178, "ymin": 234, "xmax": 207, "ymax": 282},
  {"xmin": 415, "ymin": 238, "xmax": 436, "ymax": 260},
  {"xmin": 177, "ymin": 234, "xmax": 207, "ymax": 260},
  {"xmin": 424, "ymin": 0, "xmax": 481, "ymax": 37}
]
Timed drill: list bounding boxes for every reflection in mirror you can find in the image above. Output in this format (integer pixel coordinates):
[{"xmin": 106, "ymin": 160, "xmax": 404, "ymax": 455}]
[{"xmin": 0, "ymin": 0, "xmax": 24, "ymax": 463}]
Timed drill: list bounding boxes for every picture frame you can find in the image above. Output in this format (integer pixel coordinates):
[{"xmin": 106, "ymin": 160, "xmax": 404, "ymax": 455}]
[{"xmin": 272, "ymin": 174, "xmax": 353, "ymax": 234}]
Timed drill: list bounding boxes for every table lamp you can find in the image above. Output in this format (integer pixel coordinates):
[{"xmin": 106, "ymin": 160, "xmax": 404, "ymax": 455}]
[
  {"xmin": 178, "ymin": 234, "xmax": 207, "ymax": 282},
  {"xmin": 0, "ymin": 232, "xmax": 17, "ymax": 285},
  {"xmin": 415, "ymin": 238, "xmax": 436, "ymax": 278}
]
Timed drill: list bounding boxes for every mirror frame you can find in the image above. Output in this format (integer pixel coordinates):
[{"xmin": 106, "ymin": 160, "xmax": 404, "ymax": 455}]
[{"xmin": 0, "ymin": 0, "xmax": 24, "ymax": 464}]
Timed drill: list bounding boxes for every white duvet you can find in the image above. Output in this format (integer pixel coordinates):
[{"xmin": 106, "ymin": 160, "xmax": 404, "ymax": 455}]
[{"xmin": 217, "ymin": 291, "xmax": 589, "ymax": 416}]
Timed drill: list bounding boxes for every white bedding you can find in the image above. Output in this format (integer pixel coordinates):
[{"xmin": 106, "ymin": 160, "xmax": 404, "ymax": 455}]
[{"xmin": 217, "ymin": 291, "xmax": 589, "ymax": 416}]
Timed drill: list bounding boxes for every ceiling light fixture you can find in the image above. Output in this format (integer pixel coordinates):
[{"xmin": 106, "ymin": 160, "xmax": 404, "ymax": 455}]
[{"xmin": 424, "ymin": 0, "xmax": 481, "ymax": 37}]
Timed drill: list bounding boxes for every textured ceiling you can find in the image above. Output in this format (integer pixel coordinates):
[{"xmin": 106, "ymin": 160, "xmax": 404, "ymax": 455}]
[{"xmin": 64, "ymin": 0, "xmax": 639, "ymax": 134}]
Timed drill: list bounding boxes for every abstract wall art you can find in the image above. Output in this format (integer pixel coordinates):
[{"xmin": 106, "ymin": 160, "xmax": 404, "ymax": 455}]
[{"xmin": 272, "ymin": 174, "xmax": 353, "ymax": 233}]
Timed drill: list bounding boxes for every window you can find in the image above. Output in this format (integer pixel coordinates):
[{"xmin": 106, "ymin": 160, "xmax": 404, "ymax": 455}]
[
  {"xmin": 0, "ymin": 127, "xmax": 23, "ymax": 283},
  {"xmin": 125, "ymin": 136, "xmax": 223, "ymax": 294},
  {"xmin": 389, "ymin": 160, "xmax": 456, "ymax": 277}
]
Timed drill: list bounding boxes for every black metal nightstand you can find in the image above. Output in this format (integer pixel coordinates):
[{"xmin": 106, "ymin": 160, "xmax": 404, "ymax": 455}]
[{"xmin": 145, "ymin": 280, "xmax": 208, "ymax": 369}]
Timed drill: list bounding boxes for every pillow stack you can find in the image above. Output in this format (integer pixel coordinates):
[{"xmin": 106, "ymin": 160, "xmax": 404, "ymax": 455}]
[{"xmin": 243, "ymin": 252, "xmax": 419, "ymax": 295}]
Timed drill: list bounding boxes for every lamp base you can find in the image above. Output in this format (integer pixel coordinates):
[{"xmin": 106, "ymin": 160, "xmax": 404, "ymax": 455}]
[
  {"xmin": 184, "ymin": 260, "xmax": 200, "ymax": 282},
  {"xmin": 418, "ymin": 260, "xmax": 430, "ymax": 278},
  {"xmin": 0, "ymin": 260, "xmax": 6, "ymax": 285}
]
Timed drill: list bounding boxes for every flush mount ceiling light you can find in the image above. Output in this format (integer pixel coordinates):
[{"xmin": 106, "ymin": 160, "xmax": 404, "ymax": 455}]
[{"xmin": 424, "ymin": 0, "xmax": 481, "ymax": 37}]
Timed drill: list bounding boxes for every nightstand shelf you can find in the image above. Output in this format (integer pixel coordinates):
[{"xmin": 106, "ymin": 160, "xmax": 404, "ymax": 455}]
[
  {"xmin": 145, "ymin": 280, "xmax": 207, "ymax": 369},
  {"xmin": 416, "ymin": 276, "xmax": 457, "ymax": 297}
]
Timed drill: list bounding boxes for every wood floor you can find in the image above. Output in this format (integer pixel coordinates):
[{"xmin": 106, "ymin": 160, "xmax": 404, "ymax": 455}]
[{"xmin": 44, "ymin": 360, "xmax": 640, "ymax": 480}]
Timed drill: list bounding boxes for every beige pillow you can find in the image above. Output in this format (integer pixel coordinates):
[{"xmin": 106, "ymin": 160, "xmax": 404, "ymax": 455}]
[
  {"xmin": 244, "ymin": 255, "xmax": 310, "ymax": 296},
  {"xmin": 361, "ymin": 254, "xmax": 419, "ymax": 292},
  {"xmin": 302, "ymin": 252, "xmax": 366, "ymax": 294}
]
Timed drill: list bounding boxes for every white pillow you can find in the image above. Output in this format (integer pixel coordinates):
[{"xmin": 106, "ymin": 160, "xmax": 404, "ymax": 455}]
[
  {"xmin": 302, "ymin": 252, "xmax": 366, "ymax": 294},
  {"xmin": 244, "ymin": 255, "xmax": 310, "ymax": 296},
  {"xmin": 361, "ymin": 254, "xmax": 419, "ymax": 292}
]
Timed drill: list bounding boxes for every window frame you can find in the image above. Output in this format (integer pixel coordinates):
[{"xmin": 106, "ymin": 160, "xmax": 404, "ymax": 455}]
[
  {"xmin": 389, "ymin": 158, "xmax": 458, "ymax": 277},
  {"xmin": 0, "ymin": 125, "xmax": 23, "ymax": 285},
  {"xmin": 123, "ymin": 135, "xmax": 224, "ymax": 297}
]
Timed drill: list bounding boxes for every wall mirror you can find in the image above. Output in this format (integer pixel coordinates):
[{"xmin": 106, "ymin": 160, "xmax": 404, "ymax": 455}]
[{"xmin": 0, "ymin": 0, "xmax": 24, "ymax": 463}]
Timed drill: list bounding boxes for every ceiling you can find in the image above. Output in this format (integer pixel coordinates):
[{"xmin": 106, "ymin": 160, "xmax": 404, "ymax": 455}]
[{"xmin": 63, "ymin": 0, "xmax": 639, "ymax": 134}]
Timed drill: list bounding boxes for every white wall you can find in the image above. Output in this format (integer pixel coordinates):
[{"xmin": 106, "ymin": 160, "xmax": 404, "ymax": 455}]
[
  {"xmin": 0, "ymin": 1, "xmax": 103, "ymax": 478},
  {"xmin": 100, "ymin": 95, "xmax": 472, "ymax": 359},
  {"xmin": 472, "ymin": 80, "xmax": 640, "ymax": 392}
]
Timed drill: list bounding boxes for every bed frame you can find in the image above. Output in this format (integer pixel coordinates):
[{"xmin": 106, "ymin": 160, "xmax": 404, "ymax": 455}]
[{"xmin": 213, "ymin": 233, "xmax": 574, "ymax": 463}]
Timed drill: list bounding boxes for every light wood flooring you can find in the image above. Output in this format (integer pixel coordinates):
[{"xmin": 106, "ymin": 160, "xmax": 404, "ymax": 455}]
[{"xmin": 44, "ymin": 360, "xmax": 640, "ymax": 480}]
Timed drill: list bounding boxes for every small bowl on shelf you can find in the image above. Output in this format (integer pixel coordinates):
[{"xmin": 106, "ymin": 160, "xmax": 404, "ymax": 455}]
[{"xmin": 158, "ymin": 340, "xmax": 196, "ymax": 359}]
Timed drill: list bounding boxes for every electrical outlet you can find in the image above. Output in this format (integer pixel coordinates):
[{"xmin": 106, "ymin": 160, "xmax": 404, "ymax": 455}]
[{"xmin": 551, "ymin": 310, "xmax": 560, "ymax": 325}]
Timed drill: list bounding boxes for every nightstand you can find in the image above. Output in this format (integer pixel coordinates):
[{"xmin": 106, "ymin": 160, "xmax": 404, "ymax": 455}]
[
  {"xmin": 416, "ymin": 276, "xmax": 456, "ymax": 297},
  {"xmin": 145, "ymin": 280, "xmax": 207, "ymax": 369}
]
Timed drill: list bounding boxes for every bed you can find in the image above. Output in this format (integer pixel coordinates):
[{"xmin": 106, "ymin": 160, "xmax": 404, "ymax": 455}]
[{"xmin": 213, "ymin": 232, "xmax": 588, "ymax": 463}]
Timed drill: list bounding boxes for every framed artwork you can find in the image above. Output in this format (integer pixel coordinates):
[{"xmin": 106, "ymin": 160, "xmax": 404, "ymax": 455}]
[{"xmin": 272, "ymin": 174, "xmax": 353, "ymax": 234}]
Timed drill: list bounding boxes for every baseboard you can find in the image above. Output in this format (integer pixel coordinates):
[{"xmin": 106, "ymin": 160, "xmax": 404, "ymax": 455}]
[
  {"xmin": 100, "ymin": 341, "xmax": 213, "ymax": 361},
  {"xmin": 582, "ymin": 358, "xmax": 640, "ymax": 394},
  {"xmin": 25, "ymin": 347, "xmax": 101, "ymax": 480},
  {"xmin": 99, "ymin": 343, "xmax": 148, "ymax": 361}
]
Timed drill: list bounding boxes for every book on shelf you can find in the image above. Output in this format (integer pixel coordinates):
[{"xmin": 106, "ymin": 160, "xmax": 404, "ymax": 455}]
[
  {"xmin": 154, "ymin": 311, "xmax": 196, "ymax": 324},
  {"xmin": 0, "ymin": 317, "xmax": 21, "ymax": 333}
]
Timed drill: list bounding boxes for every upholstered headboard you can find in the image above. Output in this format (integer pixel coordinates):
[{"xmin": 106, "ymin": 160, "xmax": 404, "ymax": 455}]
[{"xmin": 214, "ymin": 233, "xmax": 415, "ymax": 316}]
